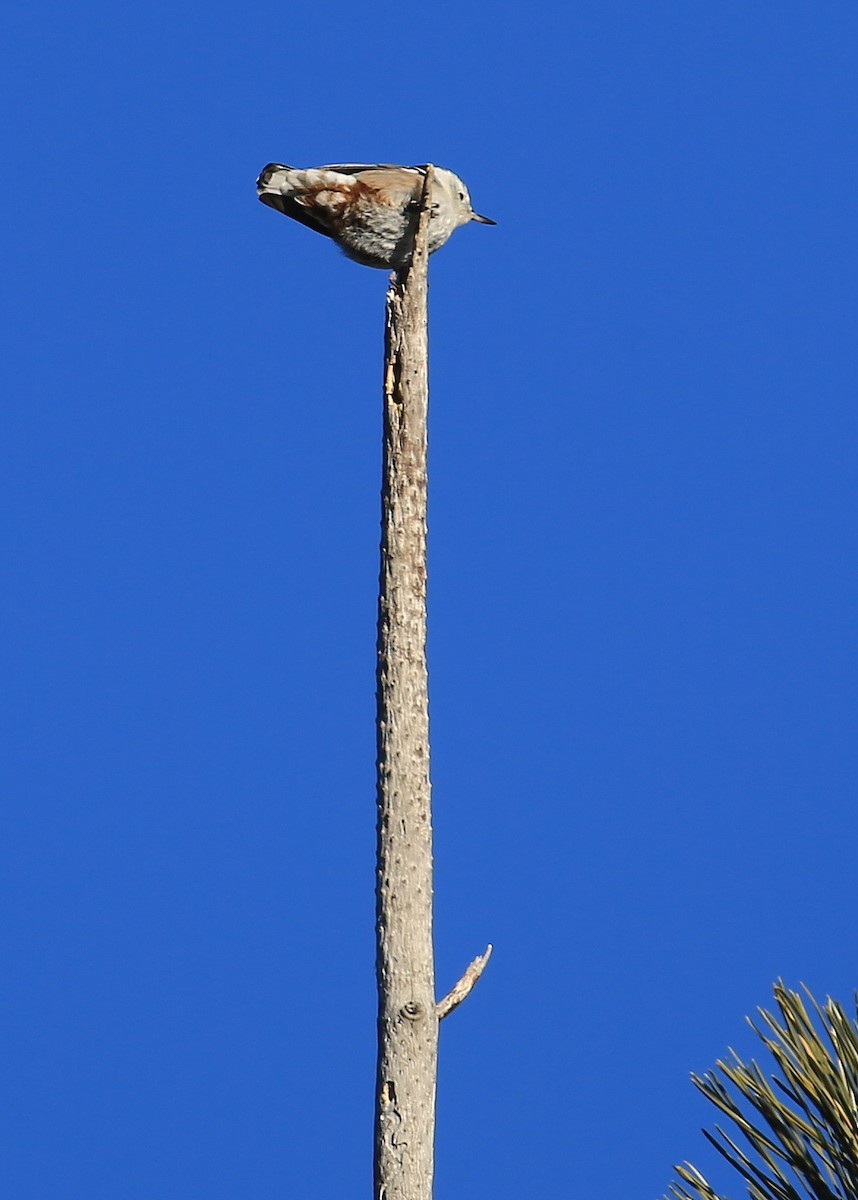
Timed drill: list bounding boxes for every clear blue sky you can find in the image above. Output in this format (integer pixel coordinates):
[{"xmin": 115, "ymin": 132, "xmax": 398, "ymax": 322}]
[{"xmin": 3, "ymin": 2, "xmax": 857, "ymax": 1196}]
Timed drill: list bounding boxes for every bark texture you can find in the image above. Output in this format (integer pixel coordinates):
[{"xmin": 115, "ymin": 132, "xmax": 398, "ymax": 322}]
[{"xmin": 374, "ymin": 167, "xmax": 436, "ymax": 1200}]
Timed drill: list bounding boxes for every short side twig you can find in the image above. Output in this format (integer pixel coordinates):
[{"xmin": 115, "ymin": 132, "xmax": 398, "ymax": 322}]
[{"xmin": 436, "ymin": 945, "xmax": 493, "ymax": 1021}]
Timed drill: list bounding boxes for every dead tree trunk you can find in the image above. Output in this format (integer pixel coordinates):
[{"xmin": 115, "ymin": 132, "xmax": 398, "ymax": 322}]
[
  {"xmin": 374, "ymin": 166, "xmax": 491, "ymax": 1200},
  {"xmin": 374, "ymin": 166, "xmax": 436, "ymax": 1200}
]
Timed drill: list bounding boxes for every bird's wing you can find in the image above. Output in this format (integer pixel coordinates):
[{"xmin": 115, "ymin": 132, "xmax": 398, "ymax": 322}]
[{"xmin": 321, "ymin": 166, "xmax": 427, "ymax": 209}]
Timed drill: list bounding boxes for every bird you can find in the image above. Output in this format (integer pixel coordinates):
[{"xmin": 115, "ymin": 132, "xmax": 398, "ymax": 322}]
[{"xmin": 256, "ymin": 162, "xmax": 495, "ymax": 269}]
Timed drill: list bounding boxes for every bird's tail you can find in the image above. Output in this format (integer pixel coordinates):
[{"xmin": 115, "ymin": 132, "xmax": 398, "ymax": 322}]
[
  {"xmin": 256, "ymin": 162, "xmax": 294, "ymax": 200},
  {"xmin": 255, "ymin": 163, "xmax": 340, "ymax": 240}
]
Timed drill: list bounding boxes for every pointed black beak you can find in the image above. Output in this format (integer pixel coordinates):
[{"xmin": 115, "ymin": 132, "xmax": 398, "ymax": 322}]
[{"xmin": 471, "ymin": 211, "xmax": 496, "ymax": 225}]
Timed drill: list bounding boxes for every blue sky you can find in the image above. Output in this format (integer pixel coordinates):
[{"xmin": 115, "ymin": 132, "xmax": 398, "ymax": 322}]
[{"xmin": 3, "ymin": 2, "xmax": 857, "ymax": 1196}]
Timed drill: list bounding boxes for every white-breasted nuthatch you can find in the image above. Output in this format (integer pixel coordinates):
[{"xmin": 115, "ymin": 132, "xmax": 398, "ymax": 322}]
[{"xmin": 256, "ymin": 162, "xmax": 495, "ymax": 269}]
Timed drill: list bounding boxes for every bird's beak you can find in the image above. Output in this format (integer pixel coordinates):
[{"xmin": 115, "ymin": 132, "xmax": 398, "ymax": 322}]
[{"xmin": 471, "ymin": 211, "xmax": 496, "ymax": 225}]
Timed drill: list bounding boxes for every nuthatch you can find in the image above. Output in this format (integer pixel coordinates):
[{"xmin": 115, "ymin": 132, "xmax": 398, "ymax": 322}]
[{"xmin": 256, "ymin": 162, "xmax": 495, "ymax": 269}]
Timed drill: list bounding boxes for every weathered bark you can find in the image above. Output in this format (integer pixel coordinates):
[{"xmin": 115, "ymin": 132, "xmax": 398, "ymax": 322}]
[
  {"xmin": 374, "ymin": 167, "xmax": 436, "ymax": 1200},
  {"xmin": 374, "ymin": 166, "xmax": 492, "ymax": 1200}
]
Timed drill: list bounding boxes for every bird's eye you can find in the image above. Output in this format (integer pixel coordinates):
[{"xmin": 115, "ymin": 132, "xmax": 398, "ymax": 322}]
[{"xmin": 458, "ymin": 191, "xmax": 465, "ymax": 200}]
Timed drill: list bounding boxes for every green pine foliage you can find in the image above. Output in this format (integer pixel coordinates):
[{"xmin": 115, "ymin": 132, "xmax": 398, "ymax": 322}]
[{"xmin": 667, "ymin": 982, "xmax": 858, "ymax": 1200}]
